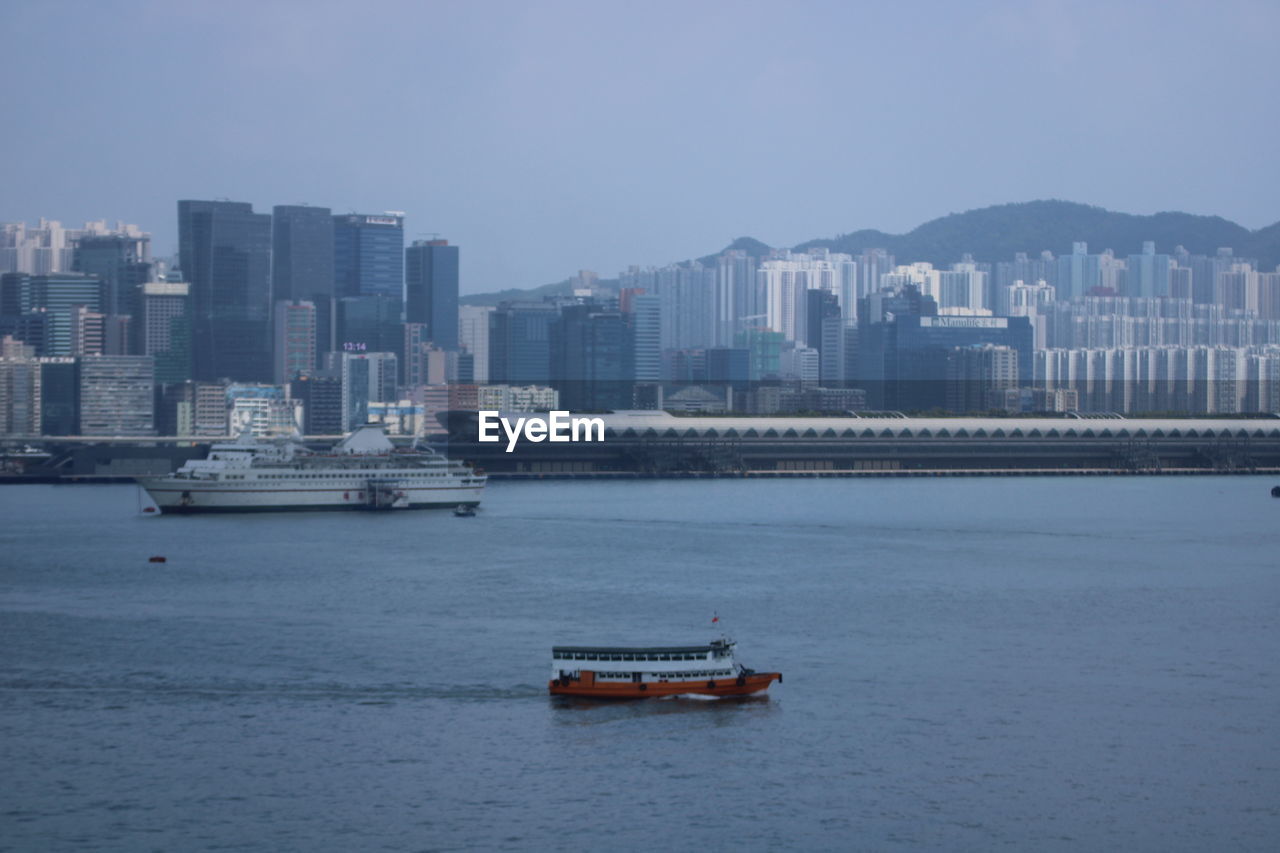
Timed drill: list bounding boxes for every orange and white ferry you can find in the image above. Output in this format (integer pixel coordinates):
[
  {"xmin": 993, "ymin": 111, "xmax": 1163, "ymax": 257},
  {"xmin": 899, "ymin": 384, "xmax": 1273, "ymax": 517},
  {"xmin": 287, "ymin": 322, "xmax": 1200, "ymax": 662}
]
[{"xmin": 548, "ymin": 637, "xmax": 781, "ymax": 699}]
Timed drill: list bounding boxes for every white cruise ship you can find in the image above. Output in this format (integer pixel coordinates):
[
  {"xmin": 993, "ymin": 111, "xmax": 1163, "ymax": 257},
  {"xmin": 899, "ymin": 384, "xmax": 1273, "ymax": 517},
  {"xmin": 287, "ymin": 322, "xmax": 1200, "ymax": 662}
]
[{"xmin": 137, "ymin": 425, "xmax": 485, "ymax": 514}]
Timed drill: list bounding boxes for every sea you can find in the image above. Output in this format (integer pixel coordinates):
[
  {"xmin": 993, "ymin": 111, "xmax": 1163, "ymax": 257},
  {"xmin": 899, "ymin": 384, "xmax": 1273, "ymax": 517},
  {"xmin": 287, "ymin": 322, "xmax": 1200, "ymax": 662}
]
[{"xmin": 1, "ymin": 476, "xmax": 1278, "ymax": 852}]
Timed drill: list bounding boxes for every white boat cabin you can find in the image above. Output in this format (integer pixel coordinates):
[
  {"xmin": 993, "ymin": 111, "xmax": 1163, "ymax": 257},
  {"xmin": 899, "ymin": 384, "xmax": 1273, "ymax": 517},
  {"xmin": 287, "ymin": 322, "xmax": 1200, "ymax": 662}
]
[{"xmin": 550, "ymin": 640, "xmax": 742, "ymax": 683}]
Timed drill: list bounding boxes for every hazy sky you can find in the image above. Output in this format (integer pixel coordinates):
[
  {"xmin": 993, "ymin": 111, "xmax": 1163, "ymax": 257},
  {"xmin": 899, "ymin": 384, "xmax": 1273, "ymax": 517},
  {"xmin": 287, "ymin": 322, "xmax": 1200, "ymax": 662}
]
[{"xmin": 2, "ymin": 0, "xmax": 1276, "ymax": 293}]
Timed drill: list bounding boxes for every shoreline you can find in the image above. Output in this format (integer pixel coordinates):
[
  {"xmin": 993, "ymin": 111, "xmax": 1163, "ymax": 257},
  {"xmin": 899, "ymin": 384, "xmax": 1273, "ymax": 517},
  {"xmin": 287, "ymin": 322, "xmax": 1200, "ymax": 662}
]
[{"xmin": 4, "ymin": 466, "xmax": 1278, "ymax": 485}]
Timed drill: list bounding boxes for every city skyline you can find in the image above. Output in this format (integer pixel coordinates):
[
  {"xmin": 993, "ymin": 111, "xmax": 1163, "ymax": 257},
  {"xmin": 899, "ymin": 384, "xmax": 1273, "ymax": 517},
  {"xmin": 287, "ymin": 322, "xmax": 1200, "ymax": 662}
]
[{"xmin": 1, "ymin": 0, "xmax": 1277, "ymax": 294}]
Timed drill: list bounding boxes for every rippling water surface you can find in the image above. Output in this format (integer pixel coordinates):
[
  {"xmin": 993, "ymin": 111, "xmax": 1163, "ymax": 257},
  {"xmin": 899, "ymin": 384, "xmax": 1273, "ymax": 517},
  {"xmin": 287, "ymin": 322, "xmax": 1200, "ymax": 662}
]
[{"xmin": 2, "ymin": 477, "xmax": 1278, "ymax": 851}]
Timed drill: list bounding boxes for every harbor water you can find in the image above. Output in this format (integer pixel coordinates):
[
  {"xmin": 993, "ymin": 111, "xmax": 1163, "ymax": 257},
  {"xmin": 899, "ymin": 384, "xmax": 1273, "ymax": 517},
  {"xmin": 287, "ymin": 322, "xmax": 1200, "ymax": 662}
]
[{"xmin": 1, "ymin": 477, "xmax": 1278, "ymax": 851}]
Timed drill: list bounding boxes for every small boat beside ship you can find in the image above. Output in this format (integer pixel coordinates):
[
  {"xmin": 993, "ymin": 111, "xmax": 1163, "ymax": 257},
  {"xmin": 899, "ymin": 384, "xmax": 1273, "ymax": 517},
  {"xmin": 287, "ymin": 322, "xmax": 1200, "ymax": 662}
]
[
  {"xmin": 136, "ymin": 425, "xmax": 485, "ymax": 514},
  {"xmin": 548, "ymin": 637, "xmax": 781, "ymax": 699}
]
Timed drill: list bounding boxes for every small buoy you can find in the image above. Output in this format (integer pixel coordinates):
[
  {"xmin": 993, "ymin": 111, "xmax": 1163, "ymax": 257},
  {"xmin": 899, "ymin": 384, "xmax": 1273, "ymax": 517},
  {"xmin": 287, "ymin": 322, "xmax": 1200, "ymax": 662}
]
[{"xmin": 148, "ymin": 556, "xmax": 167, "ymax": 563}]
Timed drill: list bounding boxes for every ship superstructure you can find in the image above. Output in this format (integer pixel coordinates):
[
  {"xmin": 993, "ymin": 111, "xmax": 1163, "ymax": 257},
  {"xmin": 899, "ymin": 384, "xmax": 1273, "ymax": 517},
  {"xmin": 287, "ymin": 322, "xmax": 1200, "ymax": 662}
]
[
  {"xmin": 549, "ymin": 637, "xmax": 781, "ymax": 698},
  {"xmin": 137, "ymin": 425, "xmax": 485, "ymax": 513}
]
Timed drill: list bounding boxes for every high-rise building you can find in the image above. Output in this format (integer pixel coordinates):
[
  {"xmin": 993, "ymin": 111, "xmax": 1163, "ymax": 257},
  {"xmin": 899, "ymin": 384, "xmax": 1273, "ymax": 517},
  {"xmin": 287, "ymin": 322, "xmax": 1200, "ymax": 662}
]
[
  {"xmin": 79, "ymin": 355, "xmax": 155, "ymax": 435},
  {"xmin": 735, "ymin": 328, "xmax": 784, "ymax": 380},
  {"xmin": 854, "ymin": 249, "xmax": 896, "ymax": 314},
  {"xmin": 458, "ymin": 305, "xmax": 494, "ymax": 383},
  {"xmin": 779, "ymin": 346, "xmax": 820, "ymax": 384},
  {"xmin": 620, "ymin": 262, "xmax": 717, "ymax": 351},
  {"xmin": 272, "ymin": 206, "xmax": 334, "ymax": 303},
  {"xmin": 193, "ymin": 382, "xmax": 231, "ymax": 436},
  {"xmin": 488, "ymin": 301, "xmax": 559, "ymax": 385},
  {"xmin": 340, "ymin": 351, "xmax": 398, "ymax": 430},
  {"xmin": 273, "ymin": 300, "xmax": 317, "ymax": 383},
  {"xmin": 551, "ymin": 301, "xmax": 632, "ymax": 410},
  {"xmin": 403, "ymin": 322, "xmax": 430, "ymax": 386},
  {"xmin": 0, "ymin": 357, "xmax": 41, "ymax": 435},
  {"xmin": 805, "ymin": 289, "xmax": 844, "ymax": 383},
  {"xmin": 1056, "ymin": 242, "xmax": 1101, "ymax": 301},
  {"xmin": 1126, "ymin": 241, "xmax": 1174, "ymax": 299},
  {"xmin": 1259, "ymin": 272, "xmax": 1280, "ymax": 321},
  {"xmin": 333, "ymin": 213, "xmax": 404, "ymax": 298},
  {"xmin": 1216, "ymin": 263, "xmax": 1260, "ymax": 314},
  {"xmin": 273, "ymin": 205, "xmax": 335, "ymax": 368},
  {"xmin": 290, "ymin": 374, "xmax": 343, "ymax": 435},
  {"xmin": 137, "ymin": 281, "xmax": 192, "ymax": 384},
  {"xmin": 938, "ymin": 262, "xmax": 989, "ymax": 313},
  {"xmin": 946, "ymin": 344, "xmax": 1019, "ymax": 413},
  {"xmin": 72, "ymin": 233, "xmax": 151, "ymax": 316},
  {"xmin": 336, "ymin": 294, "xmax": 402, "ymax": 356},
  {"xmin": 0, "ymin": 271, "xmax": 103, "ymax": 315},
  {"xmin": 625, "ymin": 293, "xmax": 661, "ymax": 382},
  {"xmin": 2, "ymin": 220, "xmax": 147, "ymax": 276},
  {"xmin": 758, "ymin": 250, "xmax": 854, "ymax": 343},
  {"xmin": 405, "ymin": 239, "xmax": 459, "ymax": 349},
  {"xmin": 995, "ymin": 251, "xmax": 1056, "ymax": 295},
  {"xmin": 178, "ymin": 200, "xmax": 272, "ymax": 383},
  {"xmin": 38, "ymin": 358, "xmax": 78, "ymax": 434},
  {"xmin": 859, "ymin": 312, "xmax": 1033, "ymax": 411},
  {"xmin": 713, "ymin": 250, "xmax": 762, "ymax": 346},
  {"xmin": 227, "ymin": 388, "xmax": 302, "ymax": 437},
  {"xmin": 0, "ymin": 273, "xmax": 107, "ymax": 357},
  {"xmin": 1, "ymin": 220, "xmax": 77, "ymax": 274},
  {"xmin": 706, "ymin": 347, "xmax": 751, "ymax": 388}
]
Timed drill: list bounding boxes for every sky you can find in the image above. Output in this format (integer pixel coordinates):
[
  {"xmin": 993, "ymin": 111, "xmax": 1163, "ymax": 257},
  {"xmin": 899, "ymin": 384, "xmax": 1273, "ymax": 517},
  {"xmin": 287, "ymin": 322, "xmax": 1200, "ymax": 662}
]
[{"xmin": 1, "ymin": 0, "xmax": 1277, "ymax": 294}]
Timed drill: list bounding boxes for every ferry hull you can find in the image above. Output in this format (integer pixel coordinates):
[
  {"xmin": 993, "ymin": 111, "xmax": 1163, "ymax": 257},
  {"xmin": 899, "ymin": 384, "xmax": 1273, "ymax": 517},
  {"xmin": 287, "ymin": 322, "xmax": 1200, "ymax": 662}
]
[
  {"xmin": 138, "ymin": 481, "xmax": 484, "ymax": 514},
  {"xmin": 548, "ymin": 671, "xmax": 781, "ymax": 699}
]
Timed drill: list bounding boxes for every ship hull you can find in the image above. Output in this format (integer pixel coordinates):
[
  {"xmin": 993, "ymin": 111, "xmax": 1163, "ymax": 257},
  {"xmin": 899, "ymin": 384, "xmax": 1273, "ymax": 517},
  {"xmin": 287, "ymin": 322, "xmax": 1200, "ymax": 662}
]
[
  {"xmin": 137, "ymin": 480, "xmax": 484, "ymax": 514},
  {"xmin": 549, "ymin": 671, "xmax": 781, "ymax": 699}
]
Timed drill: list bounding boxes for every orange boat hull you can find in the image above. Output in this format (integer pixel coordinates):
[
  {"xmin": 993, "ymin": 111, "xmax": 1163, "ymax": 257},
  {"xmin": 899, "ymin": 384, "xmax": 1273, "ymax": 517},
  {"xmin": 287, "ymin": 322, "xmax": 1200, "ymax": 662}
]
[{"xmin": 549, "ymin": 671, "xmax": 781, "ymax": 699}]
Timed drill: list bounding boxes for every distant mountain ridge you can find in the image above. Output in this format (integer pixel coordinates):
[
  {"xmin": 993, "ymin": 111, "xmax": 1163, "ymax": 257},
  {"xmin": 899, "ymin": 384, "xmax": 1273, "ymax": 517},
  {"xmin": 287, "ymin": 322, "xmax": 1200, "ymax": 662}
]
[
  {"xmin": 463, "ymin": 200, "xmax": 1279, "ymax": 304},
  {"xmin": 793, "ymin": 200, "xmax": 1278, "ymax": 270}
]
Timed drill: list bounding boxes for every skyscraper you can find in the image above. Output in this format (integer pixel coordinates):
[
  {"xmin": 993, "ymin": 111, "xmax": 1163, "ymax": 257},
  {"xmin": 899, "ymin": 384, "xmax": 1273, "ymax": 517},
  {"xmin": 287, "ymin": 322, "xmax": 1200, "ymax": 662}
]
[
  {"xmin": 335, "ymin": 295, "xmax": 403, "ymax": 356},
  {"xmin": 551, "ymin": 301, "xmax": 631, "ymax": 411},
  {"xmin": 72, "ymin": 233, "xmax": 151, "ymax": 316},
  {"xmin": 488, "ymin": 301, "xmax": 558, "ymax": 385},
  {"xmin": 0, "ymin": 272, "xmax": 106, "ymax": 357},
  {"xmin": 136, "ymin": 281, "xmax": 192, "ymax": 384},
  {"xmin": 2, "ymin": 220, "xmax": 147, "ymax": 276},
  {"xmin": 458, "ymin": 305, "xmax": 494, "ymax": 382},
  {"xmin": 805, "ymin": 289, "xmax": 843, "ymax": 383},
  {"xmin": 1126, "ymin": 241, "xmax": 1174, "ymax": 299},
  {"xmin": 624, "ymin": 292, "xmax": 661, "ymax": 382},
  {"xmin": 1056, "ymin": 242, "xmax": 1102, "ymax": 300},
  {"xmin": 405, "ymin": 238, "xmax": 459, "ymax": 349},
  {"xmin": 340, "ymin": 351, "xmax": 398, "ymax": 430},
  {"xmin": 272, "ymin": 206, "xmax": 334, "ymax": 368},
  {"xmin": 290, "ymin": 374, "xmax": 343, "ymax": 435},
  {"xmin": 178, "ymin": 200, "xmax": 272, "ymax": 382},
  {"xmin": 333, "ymin": 213, "xmax": 404, "ymax": 298},
  {"xmin": 273, "ymin": 300, "xmax": 317, "ymax": 384},
  {"xmin": 0, "ymin": 358, "xmax": 41, "ymax": 435},
  {"xmin": 271, "ymin": 206, "xmax": 334, "ymax": 303}
]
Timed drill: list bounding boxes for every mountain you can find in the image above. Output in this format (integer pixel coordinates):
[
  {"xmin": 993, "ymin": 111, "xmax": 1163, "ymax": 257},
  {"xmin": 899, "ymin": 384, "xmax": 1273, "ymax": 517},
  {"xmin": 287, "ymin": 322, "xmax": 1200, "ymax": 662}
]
[
  {"xmin": 793, "ymin": 200, "xmax": 1277, "ymax": 269},
  {"xmin": 695, "ymin": 236, "xmax": 773, "ymax": 266},
  {"xmin": 461, "ymin": 200, "xmax": 1279, "ymax": 303},
  {"xmin": 460, "ymin": 278, "xmax": 578, "ymax": 307}
]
